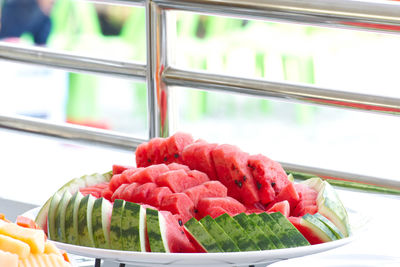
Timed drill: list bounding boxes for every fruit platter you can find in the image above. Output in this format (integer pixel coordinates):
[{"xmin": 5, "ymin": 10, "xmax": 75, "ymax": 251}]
[{"xmin": 31, "ymin": 132, "xmax": 357, "ymax": 266}]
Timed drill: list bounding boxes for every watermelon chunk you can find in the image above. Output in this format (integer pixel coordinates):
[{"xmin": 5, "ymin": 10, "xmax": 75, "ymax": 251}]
[
  {"xmin": 167, "ymin": 163, "xmax": 190, "ymax": 172},
  {"xmin": 160, "ymin": 193, "xmax": 195, "ymax": 224},
  {"xmin": 197, "ymin": 197, "xmax": 246, "ymax": 220},
  {"xmin": 165, "ymin": 132, "xmax": 194, "ymax": 164},
  {"xmin": 155, "ymin": 169, "xmax": 198, "ymax": 193},
  {"xmin": 267, "ymin": 200, "xmax": 290, "ymax": 217},
  {"xmin": 187, "ymin": 170, "xmax": 209, "ymax": 184},
  {"xmin": 127, "ymin": 164, "xmax": 169, "ymax": 184},
  {"xmin": 135, "ymin": 142, "xmax": 151, "ymax": 167},
  {"xmin": 183, "ymin": 181, "xmax": 227, "ymax": 206},
  {"xmin": 119, "ymin": 182, "xmax": 140, "ymax": 202},
  {"xmin": 247, "ymin": 154, "xmax": 290, "ymax": 205},
  {"xmin": 182, "ymin": 141, "xmax": 218, "ymax": 180},
  {"xmin": 112, "ymin": 164, "xmax": 135, "ymax": 175},
  {"xmin": 147, "ymin": 187, "xmax": 173, "ymax": 208},
  {"xmin": 101, "ymin": 188, "xmax": 114, "ymax": 202},
  {"xmin": 111, "ymin": 184, "xmax": 130, "ymax": 202},
  {"xmin": 211, "ymin": 144, "xmax": 259, "ymax": 205},
  {"xmin": 147, "ymin": 137, "xmax": 166, "ymax": 164},
  {"xmin": 274, "ymin": 182, "xmax": 300, "ymax": 212},
  {"xmin": 129, "ymin": 183, "xmax": 158, "ymax": 204}
]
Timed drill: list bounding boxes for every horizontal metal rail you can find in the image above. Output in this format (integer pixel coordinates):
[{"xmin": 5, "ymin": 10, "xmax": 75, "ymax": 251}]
[
  {"xmin": 155, "ymin": 0, "xmax": 400, "ymax": 34},
  {"xmin": 163, "ymin": 67, "xmax": 400, "ymax": 115},
  {"xmin": 0, "ymin": 42, "xmax": 147, "ymax": 80},
  {"xmin": 282, "ymin": 162, "xmax": 400, "ymax": 191},
  {"xmin": 2, "ymin": 114, "xmax": 399, "ymax": 191},
  {"xmin": 0, "ymin": 115, "xmax": 145, "ymax": 150}
]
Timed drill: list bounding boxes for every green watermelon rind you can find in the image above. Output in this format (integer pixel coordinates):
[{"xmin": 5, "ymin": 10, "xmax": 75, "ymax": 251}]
[
  {"xmin": 109, "ymin": 199, "xmax": 126, "ymax": 250},
  {"xmin": 77, "ymin": 194, "xmax": 96, "ymax": 247},
  {"xmin": 121, "ymin": 201, "xmax": 141, "ymax": 251},
  {"xmin": 54, "ymin": 190, "xmax": 72, "ymax": 242},
  {"xmin": 91, "ymin": 197, "xmax": 113, "ymax": 249},
  {"xmin": 184, "ymin": 218, "xmax": 223, "ymax": 253},
  {"xmin": 35, "ymin": 171, "xmax": 112, "ymax": 231},
  {"xmin": 146, "ymin": 208, "xmax": 166, "ymax": 253},
  {"xmin": 269, "ymin": 212, "xmax": 310, "ymax": 247},
  {"xmin": 313, "ymin": 213, "xmax": 344, "ymax": 239},
  {"xmin": 65, "ymin": 191, "xmax": 84, "ymax": 245},
  {"xmin": 215, "ymin": 213, "xmax": 260, "ymax": 252},
  {"xmin": 47, "ymin": 192, "xmax": 62, "ymax": 241},
  {"xmin": 302, "ymin": 213, "xmax": 339, "ymax": 242},
  {"xmin": 233, "ymin": 213, "xmax": 277, "ymax": 250},
  {"xmin": 256, "ymin": 212, "xmax": 296, "ymax": 248},
  {"xmin": 247, "ymin": 213, "xmax": 286, "ymax": 249},
  {"xmin": 199, "ymin": 216, "xmax": 240, "ymax": 252}
]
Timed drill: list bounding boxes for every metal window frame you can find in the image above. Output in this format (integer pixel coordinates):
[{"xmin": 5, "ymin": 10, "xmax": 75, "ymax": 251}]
[{"xmin": 1, "ymin": 0, "xmax": 400, "ymax": 190}]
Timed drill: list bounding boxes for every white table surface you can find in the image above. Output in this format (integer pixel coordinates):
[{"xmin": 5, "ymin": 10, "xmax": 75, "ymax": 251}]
[{"xmin": 0, "ymin": 128, "xmax": 399, "ymax": 267}]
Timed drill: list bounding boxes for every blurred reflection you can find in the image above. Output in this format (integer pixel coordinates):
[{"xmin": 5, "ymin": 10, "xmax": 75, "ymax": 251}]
[{"xmin": 0, "ymin": 0, "xmax": 54, "ymax": 45}]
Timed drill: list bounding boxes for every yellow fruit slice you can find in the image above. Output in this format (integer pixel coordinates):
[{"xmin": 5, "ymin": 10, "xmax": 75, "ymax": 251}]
[
  {"xmin": 0, "ymin": 250, "xmax": 18, "ymax": 267},
  {"xmin": 0, "ymin": 222, "xmax": 45, "ymax": 253},
  {"xmin": 44, "ymin": 241, "xmax": 62, "ymax": 256},
  {"xmin": 19, "ymin": 253, "xmax": 71, "ymax": 267},
  {"xmin": 0, "ymin": 234, "xmax": 30, "ymax": 259}
]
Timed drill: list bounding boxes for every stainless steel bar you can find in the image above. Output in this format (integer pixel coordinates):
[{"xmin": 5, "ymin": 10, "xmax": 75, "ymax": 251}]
[
  {"xmin": 84, "ymin": 0, "xmax": 145, "ymax": 6},
  {"xmin": 0, "ymin": 115, "xmax": 146, "ymax": 150},
  {"xmin": 146, "ymin": 0, "xmax": 170, "ymax": 138},
  {"xmin": 154, "ymin": 0, "xmax": 400, "ymax": 34},
  {"xmin": 0, "ymin": 42, "xmax": 147, "ymax": 80},
  {"xmin": 163, "ymin": 67, "xmax": 400, "ymax": 115},
  {"xmin": 282, "ymin": 162, "xmax": 400, "ymax": 191}
]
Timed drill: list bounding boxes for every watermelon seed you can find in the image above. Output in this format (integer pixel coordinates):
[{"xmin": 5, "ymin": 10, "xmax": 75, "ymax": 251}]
[
  {"xmin": 181, "ymin": 230, "xmax": 185, "ymax": 235},
  {"xmin": 174, "ymin": 153, "xmax": 179, "ymax": 159},
  {"xmin": 164, "ymin": 157, "xmax": 168, "ymax": 162},
  {"xmin": 178, "ymin": 219, "xmax": 183, "ymax": 226},
  {"xmin": 235, "ymin": 180, "xmax": 242, "ymax": 188},
  {"xmin": 256, "ymin": 182, "xmax": 262, "ymax": 190},
  {"xmin": 248, "ymin": 164, "xmax": 255, "ymax": 170},
  {"xmin": 147, "ymin": 159, "xmax": 151, "ymax": 163},
  {"xmin": 194, "ymin": 209, "xmax": 198, "ymax": 213},
  {"xmin": 271, "ymin": 182, "xmax": 276, "ymax": 187},
  {"xmin": 243, "ymin": 176, "xmax": 247, "ymax": 181}
]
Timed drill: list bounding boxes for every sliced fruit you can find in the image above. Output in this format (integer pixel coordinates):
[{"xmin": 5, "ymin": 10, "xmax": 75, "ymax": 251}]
[
  {"xmin": 54, "ymin": 191, "xmax": 72, "ymax": 242},
  {"xmin": 91, "ymin": 198, "xmax": 113, "ymax": 249},
  {"xmin": 269, "ymin": 212, "xmax": 310, "ymax": 247},
  {"xmin": 0, "ymin": 234, "xmax": 30, "ymax": 258},
  {"xmin": 146, "ymin": 208, "xmax": 166, "ymax": 252},
  {"xmin": 47, "ymin": 192, "xmax": 62, "ymax": 240},
  {"xmin": 214, "ymin": 213, "xmax": 260, "ymax": 251},
  {"xmin": 184, "ymin": 218, "xmax": 223, "ymax": 253},
  {"xmin": 199, "ymin": 215, "xmax": 240, "ymax": 252},
  {"xmin": 121, "ymin": 201, "xmax": 142, "ymax": 251},
  {"xmin": 0, "ymin": 250, "xmax": 18, "ymax": 267},
  {"xmin": 0, "ymin": 222, "xmax": 46, "ymax": 253},
  {"xmin": 293, "ymin": 214, "xmax": 339, "ymax": 245},
  {"xmin": 233, "ymin": 213, "xmax": 276, "ymax": 250},
  {"xmin": 109, "ymin": 199, "xmax": 125, "ymax": 250},
  {"xmin": 65, "ymin": 191, "xmax": 83, "ymax": 245},
  {"xmin": 247, "ymin": 213, "xmax": 285, "ymax": 249},
  {"xmin": 77, "ymin": 194, "xmax": 96, "ymax": 247},
  {"xmin": 266, "ymin": 200, "xmax": 290, "ymax": 217},
  {"xmin": 313, "ymin": 213, "xmax": 344, "ymax": 239},
  {"xmin": 256, "ymin": 212, "xmax": 296, "ymax": 248}
]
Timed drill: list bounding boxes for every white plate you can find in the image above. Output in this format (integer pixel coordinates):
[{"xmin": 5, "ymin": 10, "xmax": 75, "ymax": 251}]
[{"xmin": 22, "ymin": 207, "xmax": 364, "ymax": 266}]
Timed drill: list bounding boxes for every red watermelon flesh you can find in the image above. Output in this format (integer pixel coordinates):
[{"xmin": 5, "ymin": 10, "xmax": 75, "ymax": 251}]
[
  {"xmin": 127, "ymin": 164, "xmax": 169, "ymax": 184},
  {"xmin": 165, "ymin": 132, "xmax": 194, "ymax": 164},
  {"xmin": 130, "ymin": 182, "xmax": 158, "ymax": 204},
  {"xmin": 147, "ymin": 187, "xmax": 173, "ymax": 208},
  {"xmin": 196, "ymin": 197, "xmax": 246, "ymax": 220},
  {"xmin": 211, "ymin": 145, "xmax": 242, "ymax": 201},
  {"xmin": 119, "ymin": 182, "xmax": 140, "ymax": 202},
  {"xmin": 135, "ymin": 142, "xmax": 151, "ymax": 167},
  {"xmin": 248, "ymin": 154, "xmax": 290, "ymax": 204},
  {"xmin": 167, "ymin": 163, "xmax": 190, "ymax": 172},
  {"xmin": 182, "ymin": 141, "xmax": 218, "ymax": 180},
  {"xmin": 147, "ymin": 137, "xmax": 166, "ymax": 164},
  {"xmin": 80, "ymin": 189, "xmax": 101, "ymax": 198},
  {"xmin": 111, "ymin": 183, "xmax": 130, "ymax": 202},
  {"xmin": 200, "ymin": 206, "xmax": 228, "ymax": 219},
  {"xmin": 155, "ymin": 169, "xmax": 201, "ymax": 193},
  {"xmin": 101, "ymin": 187, "xmax": 114, "ymax": 201},
  {"xmin": 187, "ymin": 170, "xmax": 209, "ymax": 184},
  {"xmin": 159, "ymin": 210, "xmax": 197, "ymax": 253},
  {"xmin": 294, "ymin": 183, "xmax": 318, "ymax": 200},
  {"xmin": 293, "ymin": 202, "xmax": 318, "ymax": 217},
  {"xmin": 288, "ymin": 216, "xmax": 324, "ymax": 245},
  {"xmin": 183, "ymin": 181, "xmax": 227, "ymax": 206},
  {"xmin": 267, "ymin": 200, "xmax": 290, "ymax": 217},
  {"xmin": 112, "ymin": 164, "xmax": 135, "ymax": 175},
  {"xmin": 109, "ymin": 174, "xmax": 123, "ymax": 192},
  {"xmin": 274, "ymin": 182, "xmax": 300, "ymax": 212},
  {"xmin": 112, "ymin": 168, "xmax": 142, "ymax": 191},
  {"xmin": 160, "ymin": 193, "xmax": 195, "ymax": 224}
]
